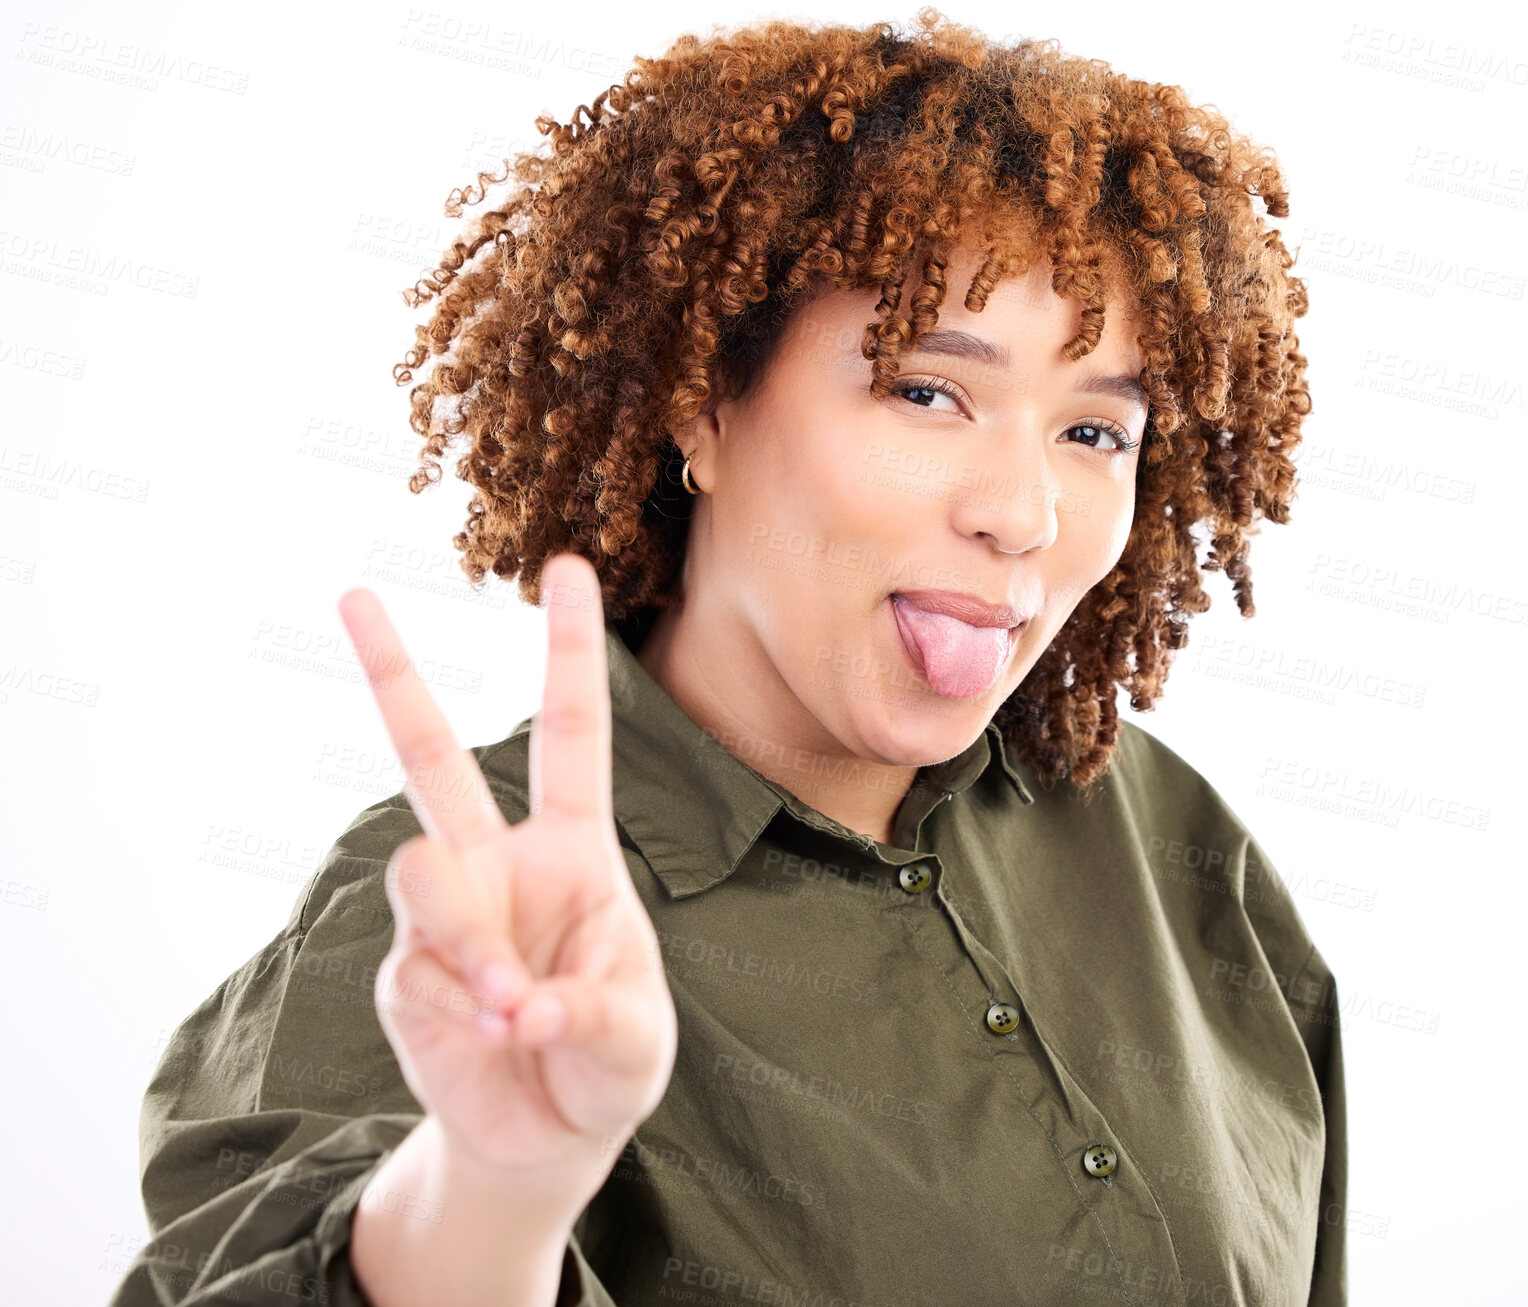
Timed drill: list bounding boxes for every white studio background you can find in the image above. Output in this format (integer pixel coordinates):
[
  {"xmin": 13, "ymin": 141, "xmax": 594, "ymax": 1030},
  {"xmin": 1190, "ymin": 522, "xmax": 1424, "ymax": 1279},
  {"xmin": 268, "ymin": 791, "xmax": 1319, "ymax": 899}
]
[{"xmin": 2, "ymin": 0, "xmax": 1523, "ymax": 1302}]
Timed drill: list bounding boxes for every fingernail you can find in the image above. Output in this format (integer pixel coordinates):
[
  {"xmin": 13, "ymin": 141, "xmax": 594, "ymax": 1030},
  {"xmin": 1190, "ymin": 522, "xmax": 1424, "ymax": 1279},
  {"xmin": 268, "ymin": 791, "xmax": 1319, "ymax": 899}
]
[
  {"xmin": 482, "ymin": 960, "xmax": 524, "ymax": 1006},
  {"xmin": 475, "ymin": 1008, "xmax": 509, "ymax": 1034}
]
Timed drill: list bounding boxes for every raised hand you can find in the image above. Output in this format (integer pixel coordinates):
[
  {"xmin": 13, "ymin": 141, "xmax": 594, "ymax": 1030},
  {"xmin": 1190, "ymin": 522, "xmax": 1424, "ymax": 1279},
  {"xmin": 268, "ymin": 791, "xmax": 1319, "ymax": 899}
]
[{"xmin": 336, "ymin": 552, "xmax": 678, "ymax": 1195}]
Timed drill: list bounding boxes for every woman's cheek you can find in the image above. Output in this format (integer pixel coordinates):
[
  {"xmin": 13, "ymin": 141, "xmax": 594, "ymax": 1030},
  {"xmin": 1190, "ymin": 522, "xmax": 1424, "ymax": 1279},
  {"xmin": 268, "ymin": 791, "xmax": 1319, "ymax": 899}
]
[{"xmin": 1059, "ymin": 475, "xmax": 1133, "ymax": 583}]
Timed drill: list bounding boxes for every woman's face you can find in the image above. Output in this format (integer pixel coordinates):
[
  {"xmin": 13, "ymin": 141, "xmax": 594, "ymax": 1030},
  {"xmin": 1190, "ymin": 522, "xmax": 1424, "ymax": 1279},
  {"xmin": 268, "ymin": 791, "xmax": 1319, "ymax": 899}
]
[{"xmin": 653, "ymin": 241, "xmax": 1148, "ymax": 793}]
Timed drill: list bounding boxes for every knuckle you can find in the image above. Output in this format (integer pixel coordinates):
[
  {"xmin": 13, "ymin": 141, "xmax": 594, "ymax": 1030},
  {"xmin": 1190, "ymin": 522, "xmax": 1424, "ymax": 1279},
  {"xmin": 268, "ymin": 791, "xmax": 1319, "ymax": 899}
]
[
  {"xmin": 393, "ymin": 725, "xmax": 457, "ymax": 770},
  {"xmin": 534, "ymin": 794, "xmax": 593, "ymax": 823},
  {"xmin": 385, "ymin": 834, "xmax": 430, "ymax": 878},
  {"xmin": 573, "ymin": 985, "xmax": 610, "ymax": 1045},
  {"xmin": 536, "ymin": 703, "xmax": 599, "ymax": 735},
  {"xmin": 382, "ymin": 837, "xmax": 432, "ymax": 912},
  {"xmin": 380, "ymin": 947, "xmax": 450, "ymax": 1024},
  {"xmin": 374, "ymin": 950, "xmax": 411, "ymax": 1022},
  {"xmin": 443, "ymin": 923, "xmax": 489, "ymax": 970}
]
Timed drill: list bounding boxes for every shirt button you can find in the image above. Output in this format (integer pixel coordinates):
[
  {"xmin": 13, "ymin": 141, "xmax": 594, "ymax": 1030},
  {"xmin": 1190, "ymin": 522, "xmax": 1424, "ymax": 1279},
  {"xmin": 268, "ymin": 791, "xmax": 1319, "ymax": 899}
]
[
  {"xmin": 984, "ymin": 1002, "xmax": 1020, "ymax": 1034},
  {"xmin": 898, "ymin": 863, "xmax": 933, "ymax": 893},
  {"xmin": 1083, "ymin": 1144, "xmax": 1118, "ymax": 1178}
]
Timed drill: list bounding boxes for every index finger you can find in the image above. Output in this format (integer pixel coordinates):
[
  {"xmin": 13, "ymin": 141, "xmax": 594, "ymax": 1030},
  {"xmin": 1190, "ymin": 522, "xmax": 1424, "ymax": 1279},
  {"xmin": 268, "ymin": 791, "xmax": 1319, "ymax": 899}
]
[{"xmin": 337, "ymin": 586, "xmax": 508, "ymax": 857}]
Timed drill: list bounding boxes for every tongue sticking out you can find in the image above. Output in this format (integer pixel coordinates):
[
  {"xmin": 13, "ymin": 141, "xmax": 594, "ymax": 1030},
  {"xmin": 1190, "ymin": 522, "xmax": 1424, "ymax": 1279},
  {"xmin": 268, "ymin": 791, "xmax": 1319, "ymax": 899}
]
[{"xmin": 892, "ymin": 595, "xmax": 1014, "ymax": 698}]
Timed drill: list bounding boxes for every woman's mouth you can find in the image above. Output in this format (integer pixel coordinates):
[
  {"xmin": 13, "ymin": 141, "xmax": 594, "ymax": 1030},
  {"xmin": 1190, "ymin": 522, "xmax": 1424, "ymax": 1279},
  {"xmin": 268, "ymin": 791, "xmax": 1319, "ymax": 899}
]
[{"xmin": 888, "ymin": 593, "xmax": 1024, "ymax": 698}]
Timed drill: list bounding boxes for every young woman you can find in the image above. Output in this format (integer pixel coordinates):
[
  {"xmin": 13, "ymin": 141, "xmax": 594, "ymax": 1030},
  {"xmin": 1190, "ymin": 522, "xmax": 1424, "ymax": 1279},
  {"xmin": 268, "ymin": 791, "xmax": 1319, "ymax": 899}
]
[{"xmin": 111, "ymin": 11, "xmax": 1345, "ymax": 1306}]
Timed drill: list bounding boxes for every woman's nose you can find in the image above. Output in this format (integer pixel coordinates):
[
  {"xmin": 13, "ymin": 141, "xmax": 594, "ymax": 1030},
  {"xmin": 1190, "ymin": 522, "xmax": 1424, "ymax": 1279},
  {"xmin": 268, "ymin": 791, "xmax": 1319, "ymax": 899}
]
[{"xmin": 953, "ymin": 439, "xmax": 1064, "ymax": 557}]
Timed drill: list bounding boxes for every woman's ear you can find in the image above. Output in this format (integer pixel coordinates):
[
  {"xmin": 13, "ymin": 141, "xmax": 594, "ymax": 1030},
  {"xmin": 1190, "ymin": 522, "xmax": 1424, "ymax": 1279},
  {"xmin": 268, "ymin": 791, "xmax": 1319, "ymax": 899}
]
[{"xmin": 671, "ymin": 391, "xmax": 731, "ymax": 492}]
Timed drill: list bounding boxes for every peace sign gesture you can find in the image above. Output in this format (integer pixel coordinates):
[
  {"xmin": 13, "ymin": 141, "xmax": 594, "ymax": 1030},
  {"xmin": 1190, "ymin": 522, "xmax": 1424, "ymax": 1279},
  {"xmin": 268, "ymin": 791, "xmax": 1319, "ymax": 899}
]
[{"xmin": 336, "ymin": 552, "xmax": 677, "ymax": 1194}]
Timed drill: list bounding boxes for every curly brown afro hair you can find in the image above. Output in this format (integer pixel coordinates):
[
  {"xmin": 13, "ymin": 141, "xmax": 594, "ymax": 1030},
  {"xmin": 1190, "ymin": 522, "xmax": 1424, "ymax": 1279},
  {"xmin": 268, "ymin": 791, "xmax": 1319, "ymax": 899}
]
[{"xmin": 390, "ymin": 7, "xmax": 1311, "ymax": 791}]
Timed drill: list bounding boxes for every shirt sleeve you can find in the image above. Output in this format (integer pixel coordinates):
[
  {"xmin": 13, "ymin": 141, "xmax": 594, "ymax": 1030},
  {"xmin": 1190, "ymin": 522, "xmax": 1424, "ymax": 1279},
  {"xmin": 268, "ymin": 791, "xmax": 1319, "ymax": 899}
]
[
  {"xmin": 1240, "ymin": 835, "xmax": 1349, "ymax": 1307},
  {"xmin": 1282, "ymin": 937, "xmax": 1347, "ymax": 1307},
  {"xmin": 109, "ymin": 801, "xmax": 620, "ymax": 1307}
]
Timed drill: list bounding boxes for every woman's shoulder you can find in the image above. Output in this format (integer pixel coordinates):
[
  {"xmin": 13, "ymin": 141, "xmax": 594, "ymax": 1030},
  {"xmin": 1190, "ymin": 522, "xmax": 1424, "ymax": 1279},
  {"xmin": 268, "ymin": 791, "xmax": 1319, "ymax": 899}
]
[
  {"xmin": 1107, "ymin": 716, "xmax": 1246, "ymax": 816},
  {"xmin": 1102, "ymin": 716, "xmax": 1263, "ymax": 865},
  {"xmin": 1104, "ymin": 717, "xmax": 1326, "ymax": 985},
  {"xmin": 1103, "ymin": 718, "xmax": 1276, "ymax": 875}
]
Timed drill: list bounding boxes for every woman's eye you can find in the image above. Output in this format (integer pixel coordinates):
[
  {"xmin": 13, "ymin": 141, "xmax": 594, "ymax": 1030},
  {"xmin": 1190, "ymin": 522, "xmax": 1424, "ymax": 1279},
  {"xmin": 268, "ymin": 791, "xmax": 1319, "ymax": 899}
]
[
  {"xmin": 888, "ymin": 380, "xmax": 1138, "ymax": 455},
  {"xmin": 1066, "ymin": 421, "xmax": 1136, "ymax": 454},
  {"xmin": 889, "ymin": 378, "xmax": 963, "ymax": 414}
]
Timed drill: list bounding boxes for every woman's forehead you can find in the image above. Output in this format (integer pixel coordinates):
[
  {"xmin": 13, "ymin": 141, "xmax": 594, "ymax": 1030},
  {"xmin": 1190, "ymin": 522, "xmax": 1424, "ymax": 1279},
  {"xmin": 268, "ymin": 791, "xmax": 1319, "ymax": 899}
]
[{"xmin": 785, "ymin": 254, "xmax": 1147, "ymax": 365}]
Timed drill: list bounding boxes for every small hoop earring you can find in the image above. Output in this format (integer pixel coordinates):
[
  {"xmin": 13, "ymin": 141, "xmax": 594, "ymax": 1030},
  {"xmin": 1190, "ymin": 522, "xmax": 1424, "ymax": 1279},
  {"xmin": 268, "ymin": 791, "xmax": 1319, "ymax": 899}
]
[{"xmin": 682, "ymin": 456, "xmax": 700, "ymax": 495}]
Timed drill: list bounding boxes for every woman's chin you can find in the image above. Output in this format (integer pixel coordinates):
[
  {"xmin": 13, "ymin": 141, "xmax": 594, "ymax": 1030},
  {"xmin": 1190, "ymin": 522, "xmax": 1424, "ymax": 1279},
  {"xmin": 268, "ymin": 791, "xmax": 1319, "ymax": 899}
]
[{"xmin": 842, "ymin": 698, "xmax": 991, "ymax": 771}]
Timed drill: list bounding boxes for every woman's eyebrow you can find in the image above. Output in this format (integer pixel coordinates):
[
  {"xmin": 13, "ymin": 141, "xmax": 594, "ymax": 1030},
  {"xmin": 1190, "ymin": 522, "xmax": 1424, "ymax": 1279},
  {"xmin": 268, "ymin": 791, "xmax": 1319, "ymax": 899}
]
[
  {"xmin": 1076, "ymin": 371, "xmax": 1149, "ymax": 416},
  {"xmin": 905, "ymin": 329, "xmax": 1012, "ymax": 369},
  {"xmin": 904, "ymin": 330, "xmax": 1147, "ymax": 414}
]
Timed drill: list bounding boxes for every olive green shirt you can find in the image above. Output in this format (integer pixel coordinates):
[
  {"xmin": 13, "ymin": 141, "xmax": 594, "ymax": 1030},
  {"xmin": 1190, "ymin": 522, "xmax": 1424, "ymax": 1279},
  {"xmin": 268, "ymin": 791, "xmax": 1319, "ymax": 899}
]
[{"xmin": 110, "ymin": 623, "xmax": 1347, "ymax": 1307}]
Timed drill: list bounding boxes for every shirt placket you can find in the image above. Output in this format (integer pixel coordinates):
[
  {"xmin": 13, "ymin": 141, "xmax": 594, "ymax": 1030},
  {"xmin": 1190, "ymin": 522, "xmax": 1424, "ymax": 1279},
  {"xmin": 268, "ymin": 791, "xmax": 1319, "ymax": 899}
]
[{"xmin": 875, "ymin": 842, "xmax": 1193, "ymax": 1307}]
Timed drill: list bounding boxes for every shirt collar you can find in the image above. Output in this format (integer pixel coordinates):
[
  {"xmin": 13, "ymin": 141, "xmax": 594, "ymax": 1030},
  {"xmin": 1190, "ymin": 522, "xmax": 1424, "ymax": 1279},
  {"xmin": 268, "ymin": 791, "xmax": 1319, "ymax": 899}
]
[{"xmin": 601, "ymin": 625, "xmax": 1034, "ymax": 900}]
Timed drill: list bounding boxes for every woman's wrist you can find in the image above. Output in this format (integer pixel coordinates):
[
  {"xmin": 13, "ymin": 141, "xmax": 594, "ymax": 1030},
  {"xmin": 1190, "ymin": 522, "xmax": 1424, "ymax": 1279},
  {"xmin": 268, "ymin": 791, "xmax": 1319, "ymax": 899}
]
[
  {"xmin": 424, "ymin": 1113, "xmax": 610, "ymax": 1216},
  {"xmin": 350, "ymin": 1115, "xmax": 599, "ymax": 1307}
]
